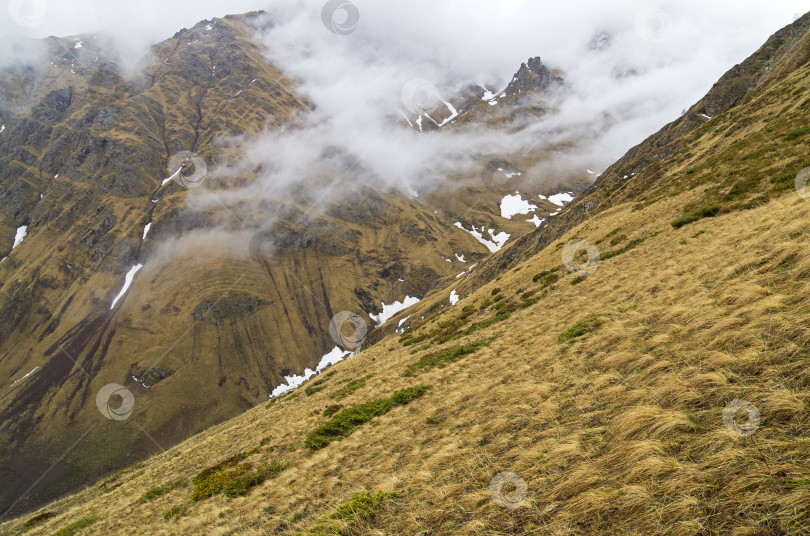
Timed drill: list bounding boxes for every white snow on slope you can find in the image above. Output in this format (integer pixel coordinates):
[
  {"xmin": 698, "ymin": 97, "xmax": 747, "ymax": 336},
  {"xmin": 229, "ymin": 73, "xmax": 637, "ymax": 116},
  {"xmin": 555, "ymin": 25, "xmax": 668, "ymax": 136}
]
[
  {"xmin": 161, "ymin": 165, "xmax": 183, "ymax": 186},
  {"xmin": 548, "ymin": 192, "xmax": 575, "ymax": 206},
  {"xmin": 449, "ymin": 289, "xmax": 459, "ymax": 305},
  {"xmin": 110, "ymin": 264, "xmax": 143, "ymax": 309},
  {"xmin": 0, "ymin": 125, "xmax": 5, "ymax": 133},
  {"xmin": 500, "ymin": 193, "xmax": 537, "ymax": 219},
  {"xmin": 454, "ymin": 223, "xmax": 510, "ymax": 253},
  {"xmin": 12, "ymin": 226, "xmax": 27, "ymax": 249},
  {"xmin": 439, "ymin": 100, "xmax": 459, "ymax": 126},
  {"xmin": 74, "ymin": 42, "xmax": 82, "ymax": 48},
  {"xmin": 455, "ymin": 253, "xmax": 466, "ymax": 263},
  {"xmin": 4, "ymin": 366, "xmax": 39, "ymax": 391},
  {"xmin": 369, "ymin": 296, "xmax": 420, "ymax": 326},
  {"xmin": 527, "ymin": 214, "xmax": 544, "ymax": 227},
  {"xmin": 142, "ymin": 223, "xmax": 152, "ymax": 239},
  {"xmin": 269, "ymin": 346, "xmax": 352, "ymax": 398}
]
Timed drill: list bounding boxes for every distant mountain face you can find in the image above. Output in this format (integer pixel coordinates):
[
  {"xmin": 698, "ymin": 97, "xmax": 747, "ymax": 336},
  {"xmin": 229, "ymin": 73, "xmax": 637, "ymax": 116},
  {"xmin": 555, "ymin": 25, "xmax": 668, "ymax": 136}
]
[{"xmin": 0, "ymin": 12, "xmax": 593, "ymax": 515}]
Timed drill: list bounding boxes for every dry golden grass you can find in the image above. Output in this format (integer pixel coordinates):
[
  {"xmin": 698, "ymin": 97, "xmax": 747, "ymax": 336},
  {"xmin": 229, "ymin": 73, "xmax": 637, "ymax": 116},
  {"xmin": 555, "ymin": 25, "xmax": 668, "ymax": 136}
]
[{"xmin": 2, "ymin": 178, "xmax": 808, "ymax": 535}]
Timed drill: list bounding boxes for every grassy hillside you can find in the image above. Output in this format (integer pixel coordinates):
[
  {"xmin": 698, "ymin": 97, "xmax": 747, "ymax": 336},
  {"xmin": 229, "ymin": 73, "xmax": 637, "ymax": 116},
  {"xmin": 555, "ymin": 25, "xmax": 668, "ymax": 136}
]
[{"xmin": 3, "ymin": 29, "xmax": 810, "ymax": 533}]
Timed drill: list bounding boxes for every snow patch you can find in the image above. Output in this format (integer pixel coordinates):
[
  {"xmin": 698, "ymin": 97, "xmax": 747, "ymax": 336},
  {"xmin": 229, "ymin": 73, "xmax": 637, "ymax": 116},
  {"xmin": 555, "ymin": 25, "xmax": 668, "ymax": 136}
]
[
  {"xmin": 454, "ymin": 222, "xmax": 510, "ymax": 253},
  {"xmin": 142, "ymin": 222, "xmax": 152, "ymax": 240},
  {"xmin": 369, "ymin": 296, "xmax": 420, "ymax": 327},
  {"xmin": 500, "ymin": 193, "xmax": 537, "ymax": 219},
  {"xmin": 110, "ymin": 264, "xmax": 143, "ymax": 309},
  {"xmin": 6, "ymin": 367, "xmax": 39, "ymax": 390},
  {"xmin": 269, "ymin": 346, "xmax": 352, "ymax": 398},
  {"xmin": 12, "ymin": 226, "xmax": 27, "ymax": 249},
  {"xmin": 700, "ymin": 113, "xmax": 712, "ymax": 119},
  {"xmin": 527, "ymin": 214, "xmax": 544, "ymax": 227},
  {"xmin": 74, "ymin": 41, "xmax": 82, "ymax": 48},
  {"xmin": 548, "ymin": 192, "xmax": 575, "ymax": 206},
  {"xmin": 449, "ymin": 289, "xmax": 459, "ymax": 306},
  {"xmin": 439, "ymin": 99, "xmax": 459, "ymax": 126},
  {"xmin": 455, "ymin": 253, "xmax": 466, "ymax": 263},
  {"xmin": 0, "ymin": 125, "xmax": 5, "ymax": 133}
]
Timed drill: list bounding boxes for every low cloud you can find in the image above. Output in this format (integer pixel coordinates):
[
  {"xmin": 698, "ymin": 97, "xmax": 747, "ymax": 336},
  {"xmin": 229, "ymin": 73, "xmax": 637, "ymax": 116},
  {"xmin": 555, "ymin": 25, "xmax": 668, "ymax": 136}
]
[
  {"xmin": 187, "ymin": 0, "xmax": 805, "ymax": 217},
  {"xmin": 3, "ymin": 0, "xmax": 807, "ymax": 222}
]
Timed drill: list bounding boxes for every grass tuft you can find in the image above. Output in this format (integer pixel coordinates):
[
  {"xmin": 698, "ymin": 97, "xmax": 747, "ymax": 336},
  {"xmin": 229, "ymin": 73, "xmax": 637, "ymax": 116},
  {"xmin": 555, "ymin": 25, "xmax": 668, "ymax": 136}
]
[
  {"xmin": 403, "ymin": 339, "xmax": 492, "ymax": 376},
  {"xmin": 298, "ymin": 491, "xmax": 393, "ymax": 535},
  {"xmin": 557, "ymin": 314, "xmax": 606, "ymax": 344},
  {"xmin": 49, "ymin": 516, "xmax": 101, "ymax": 536},
  {"xmin": 137, "ymin": 478, "xmax": 188, "ymax": 503},
  {"xmin": 671, "ymin": 205, "xmax": 721, "ymax": 228},
  {"xmin": 305, "ymin": 386, "xmax": 430, "ymax": 450}
]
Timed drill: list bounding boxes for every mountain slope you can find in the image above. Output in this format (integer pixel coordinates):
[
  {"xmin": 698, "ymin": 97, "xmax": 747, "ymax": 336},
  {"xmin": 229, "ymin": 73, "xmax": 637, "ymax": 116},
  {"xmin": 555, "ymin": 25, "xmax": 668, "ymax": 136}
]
[
  {"xmin": 0, "ymin": 12, "xmax": 585, "ymax": 517},
  {"xmin": 2, "ymin": 11, "xmax": 808, "ymax": 536}
]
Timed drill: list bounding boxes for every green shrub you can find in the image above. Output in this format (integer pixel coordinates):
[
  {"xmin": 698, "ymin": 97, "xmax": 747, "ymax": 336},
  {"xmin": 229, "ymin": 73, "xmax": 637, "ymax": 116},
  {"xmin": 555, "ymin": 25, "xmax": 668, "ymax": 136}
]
[
  {"xmin": 20, "ymin": 512, "xmax": 57, "ymax": 533},
  {"xmin": 305, "ymin": 386, "xmax": 430, "ymax": 450},
  {"xmin": 223, "ymin": 461, "xmax": 288, "ymax": 498},
  {"xmin": 671, "ymin": 205, "xmax": 721, "ymax": 228},
  {"xmin": 464, "ymin": 311, "xmax": 511, "ymax": 334},
  {"xmin": 722, "ymin": 178, "xmax": 758, "ymax": 201},
  {"xmin": 532, "ymin": 269, "xmax": 560, "ymax": 288},
  {"xmin": 785, "ymin": 127, "xmax": 810, "ymax": 141},
  {"xmin": 601, "ymin": 238, "xmax": 644, "ymax": 260},
  {"xmin": 305, "ymin": 385, "xmax": 326, "ymax": 397},
  {"xmin": 162, "ymin": 506, "xmax": 185, "ymax": 522},
  {"xmin": 49, "ymin": 516, "xmax": 101, "ymax": 536},
  {"xmin": 190, "ymin": 448, "xmax": 260, "ymax": 502},
  {"xmin": 741, "ymin": 195, "xmax": 769, "ymax": 210},
  {"xmin": 137, "ymin": 479, "xmax": 188, "ymax": 503},
  {"xmin": 332, "ymin": 375, "xmax": 372, "ymax": 401},
  {"xmin": 558, "ymin": 314, "xmax": 606, "ymax": 344},
  {"xmin": 299, "ymin": 491, "xmax": 393, "ymax": 535},
  {"xmin": 403, "ymin": 339, "xmax": 492, "ymax": 376},
  {"xmin": 96, "ymin": 463, "xmax": 145, "ymax": 492}
]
